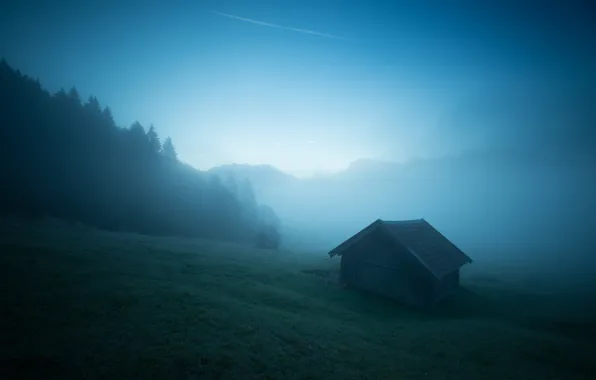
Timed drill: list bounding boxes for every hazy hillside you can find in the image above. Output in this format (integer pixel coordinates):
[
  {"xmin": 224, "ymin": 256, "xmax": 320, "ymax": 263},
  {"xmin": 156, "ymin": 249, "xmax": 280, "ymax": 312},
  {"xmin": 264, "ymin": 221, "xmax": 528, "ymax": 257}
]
[
  {"xmin": 208, "ymin": 163, "xmax": 299, "ymax": 196},
  {"xmin": 0, "ymin": 60, "xmax": 280, "ymax": 245}
]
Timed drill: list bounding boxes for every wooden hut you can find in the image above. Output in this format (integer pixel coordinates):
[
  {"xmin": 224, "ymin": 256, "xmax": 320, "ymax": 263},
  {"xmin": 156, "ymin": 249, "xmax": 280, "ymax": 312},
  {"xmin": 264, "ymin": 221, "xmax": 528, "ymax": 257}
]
[{"xmin": 328, "ymin": 219, "xmax": 472, "ymax": 308}]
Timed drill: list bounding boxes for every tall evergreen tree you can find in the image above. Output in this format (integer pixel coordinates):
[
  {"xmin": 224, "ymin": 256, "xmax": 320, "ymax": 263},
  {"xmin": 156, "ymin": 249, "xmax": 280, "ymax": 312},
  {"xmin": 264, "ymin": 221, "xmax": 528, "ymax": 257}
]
[
  {"xmin": 68, "ymin": 87, "xmax": 81, "ymax": 105},
  {"xmin": 84, "ymin": 96, "xmax": 102, "ymax": 115},
  {"xmin": 146, "ymin": 125, "xmax": 161, "ymax": 154},
  {"xmin": 161, "ymin": 137, "xmax": 177, "ymax": 161}
]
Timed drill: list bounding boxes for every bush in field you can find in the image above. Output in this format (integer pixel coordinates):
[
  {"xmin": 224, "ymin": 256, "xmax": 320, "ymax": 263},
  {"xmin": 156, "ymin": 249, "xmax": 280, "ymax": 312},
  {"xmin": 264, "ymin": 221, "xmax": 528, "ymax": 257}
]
[{"xmin": 254, "ymin": 224, "xmax": 281, "ymax": 250}]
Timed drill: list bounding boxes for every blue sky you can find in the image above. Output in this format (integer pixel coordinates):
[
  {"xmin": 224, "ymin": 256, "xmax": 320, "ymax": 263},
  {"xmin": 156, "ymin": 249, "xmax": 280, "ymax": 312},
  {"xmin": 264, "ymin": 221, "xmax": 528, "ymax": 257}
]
[{"xmin": 1, "ymin": 0, "xmax": 594, "ymax": 176}]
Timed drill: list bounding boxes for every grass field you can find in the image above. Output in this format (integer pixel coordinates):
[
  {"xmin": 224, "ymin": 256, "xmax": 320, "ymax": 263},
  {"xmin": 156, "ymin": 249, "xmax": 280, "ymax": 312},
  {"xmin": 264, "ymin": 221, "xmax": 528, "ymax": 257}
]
[{"xmin": 1, "ymin": 218, "xmax": 595, "ymax": 379}]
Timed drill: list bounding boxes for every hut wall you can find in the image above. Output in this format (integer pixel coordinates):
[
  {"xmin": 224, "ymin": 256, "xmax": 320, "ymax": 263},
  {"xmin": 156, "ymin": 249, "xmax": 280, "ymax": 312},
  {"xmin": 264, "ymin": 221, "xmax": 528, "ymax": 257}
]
[
  {"xmin": 340, "ymin": 228, "xmax": 432, "ymax": 308},
  {"xmin": 429, "ymin": 270, "xmax": 460, "ymax": 305}
]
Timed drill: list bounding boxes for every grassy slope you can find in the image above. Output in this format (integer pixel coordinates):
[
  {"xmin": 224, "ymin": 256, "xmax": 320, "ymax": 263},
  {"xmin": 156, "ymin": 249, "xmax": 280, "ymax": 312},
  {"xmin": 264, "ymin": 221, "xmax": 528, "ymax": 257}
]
[{"xmin": 0, "ymin": 218, "xmax": 595, "ymax": 380}]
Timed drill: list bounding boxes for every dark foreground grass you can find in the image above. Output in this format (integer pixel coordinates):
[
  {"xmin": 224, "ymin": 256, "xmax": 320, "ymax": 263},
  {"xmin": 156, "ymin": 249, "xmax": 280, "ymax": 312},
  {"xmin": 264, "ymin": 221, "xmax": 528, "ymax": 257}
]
[{"xmin": 0, "ymin": 218, "xmax": 595, "ymax": 379}]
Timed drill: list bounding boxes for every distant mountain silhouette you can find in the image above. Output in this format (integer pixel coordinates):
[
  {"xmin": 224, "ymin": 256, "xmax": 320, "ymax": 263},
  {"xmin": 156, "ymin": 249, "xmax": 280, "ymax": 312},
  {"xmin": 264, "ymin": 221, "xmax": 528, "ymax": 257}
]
[
  {"xmin": 208, "ymin": 149, "xmax": 550, "ymax": 189},
  {"xmin": 209, "ymin": 148, "xmax": 596, "ymax": 259},
  {"xmin": 208, "ymin": 163, "xmax": 299, "ymax": 193}
]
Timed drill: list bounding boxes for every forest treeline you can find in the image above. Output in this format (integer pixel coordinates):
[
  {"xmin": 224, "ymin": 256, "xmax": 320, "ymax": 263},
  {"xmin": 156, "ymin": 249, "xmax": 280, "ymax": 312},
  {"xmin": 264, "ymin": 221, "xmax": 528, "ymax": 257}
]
[{"xmin": 0, "ymin": 60, "xmax": 280, "ymax": 246}]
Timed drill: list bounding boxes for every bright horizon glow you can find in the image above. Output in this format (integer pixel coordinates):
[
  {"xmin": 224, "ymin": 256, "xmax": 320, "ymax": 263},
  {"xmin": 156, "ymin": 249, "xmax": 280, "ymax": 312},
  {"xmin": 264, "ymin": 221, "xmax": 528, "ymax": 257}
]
[{"xmin": 195, "ymin": 135, "xmax": 365, "ymax": 178}]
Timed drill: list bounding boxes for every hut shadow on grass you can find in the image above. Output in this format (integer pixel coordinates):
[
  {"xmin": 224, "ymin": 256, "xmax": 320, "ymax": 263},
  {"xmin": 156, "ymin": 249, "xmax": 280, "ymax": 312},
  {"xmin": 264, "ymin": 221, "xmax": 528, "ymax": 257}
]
[
  {"xmin": 300, "ymin": 267, "xmax": 497, "ymax": 319},
  {"xmin": 427, "ymin": 287, "xmax": 498, "ymax": 318},
  {"xmin": 340, "ymin": 285, "xmax": 498, "ymax": 320}
]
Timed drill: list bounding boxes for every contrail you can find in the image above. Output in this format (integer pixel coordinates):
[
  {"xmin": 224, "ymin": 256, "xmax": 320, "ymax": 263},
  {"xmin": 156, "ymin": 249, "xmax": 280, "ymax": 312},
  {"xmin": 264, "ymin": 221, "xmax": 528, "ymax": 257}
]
[{"xmin": 211, "ymin": 11, "xmax": 346, "ymax": 40}]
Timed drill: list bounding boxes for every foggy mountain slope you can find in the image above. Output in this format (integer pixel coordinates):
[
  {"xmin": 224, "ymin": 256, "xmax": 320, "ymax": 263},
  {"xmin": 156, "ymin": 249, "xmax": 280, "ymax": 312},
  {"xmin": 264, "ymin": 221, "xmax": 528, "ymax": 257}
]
[
  {"xmin": 0, "ymin": 60, "xmax": 280, "ymax": 245},
  {"xmin": 208, "ymin": 163, "xmax": 299, "ymax": 198},
  {"xmin": 210, "ymin": 148, "xmax": 596, "ymax": 269}
]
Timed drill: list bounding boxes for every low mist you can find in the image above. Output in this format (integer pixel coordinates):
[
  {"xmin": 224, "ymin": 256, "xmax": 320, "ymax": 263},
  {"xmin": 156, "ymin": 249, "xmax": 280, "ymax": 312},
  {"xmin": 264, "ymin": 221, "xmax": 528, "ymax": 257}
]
[
  {"xmin": 215, "ymin": 77, "xmax": 596, "ymax": 276},
  {"xmin": 1, "ymin": 2, "xmax": 596, "ymax": 378}
]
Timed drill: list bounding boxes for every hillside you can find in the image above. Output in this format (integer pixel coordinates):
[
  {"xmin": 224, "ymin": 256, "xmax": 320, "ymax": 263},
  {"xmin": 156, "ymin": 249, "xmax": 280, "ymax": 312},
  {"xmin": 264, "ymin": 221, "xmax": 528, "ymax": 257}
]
[
  {"xmin": 208, "ymin": 164, "xmax": 299, "ymax": 191},
  {"xmin": 1, "ymin": 218, "xmax": 594, "ymax": 379}
]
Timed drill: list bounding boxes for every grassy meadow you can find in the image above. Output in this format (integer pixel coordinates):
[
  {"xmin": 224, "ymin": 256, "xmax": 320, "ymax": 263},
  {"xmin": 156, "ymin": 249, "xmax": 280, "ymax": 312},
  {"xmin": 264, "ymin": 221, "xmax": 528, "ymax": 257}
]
[{"xmin": 1, "ymin": 218, "xmax": 595, "ymax": 379}]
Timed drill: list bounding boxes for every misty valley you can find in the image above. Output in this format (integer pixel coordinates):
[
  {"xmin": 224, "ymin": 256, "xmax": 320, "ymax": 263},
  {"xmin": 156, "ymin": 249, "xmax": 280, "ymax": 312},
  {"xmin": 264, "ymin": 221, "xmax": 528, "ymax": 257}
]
[
  {"xmin": 1, "ymin": 58, "xmax": 595, "ymax": 379},
  {"xmin": 2, "ymin": 1, "xmax": 596, "ymax": 378}
]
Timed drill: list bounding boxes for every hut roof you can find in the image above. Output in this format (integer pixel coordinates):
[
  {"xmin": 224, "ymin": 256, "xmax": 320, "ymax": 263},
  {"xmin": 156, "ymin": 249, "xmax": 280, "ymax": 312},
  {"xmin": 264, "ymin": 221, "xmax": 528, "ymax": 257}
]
[{"xmin": 328, "ymin": 219, "xmax": 472, "ymax": 279}]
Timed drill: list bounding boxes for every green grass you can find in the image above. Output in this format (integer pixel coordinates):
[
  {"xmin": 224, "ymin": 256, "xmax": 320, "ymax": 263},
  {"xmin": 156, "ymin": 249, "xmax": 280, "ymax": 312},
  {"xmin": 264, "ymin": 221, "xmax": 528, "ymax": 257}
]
[{"xmin": 0, "ymin": 218, "xmax": 595, "ymax": 379}]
